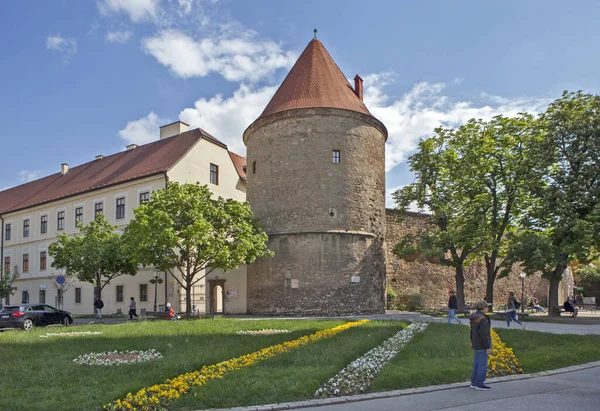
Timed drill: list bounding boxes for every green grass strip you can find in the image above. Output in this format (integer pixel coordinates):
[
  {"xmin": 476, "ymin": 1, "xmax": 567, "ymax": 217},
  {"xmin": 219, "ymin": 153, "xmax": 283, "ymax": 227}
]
[{"xmin": 104, "ymin": 320, "xmax": 369, "ymax": 410}]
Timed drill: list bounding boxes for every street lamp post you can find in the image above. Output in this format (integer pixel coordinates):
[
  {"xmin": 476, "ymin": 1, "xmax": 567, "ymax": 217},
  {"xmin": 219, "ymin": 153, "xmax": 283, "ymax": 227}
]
[
  {"xmin": 149, "ymin": 270, "xmax": 163, "ymax": 312},
  {"xmin": 520, "ymin": 272, "xmax": 526, "ymax": 313}
]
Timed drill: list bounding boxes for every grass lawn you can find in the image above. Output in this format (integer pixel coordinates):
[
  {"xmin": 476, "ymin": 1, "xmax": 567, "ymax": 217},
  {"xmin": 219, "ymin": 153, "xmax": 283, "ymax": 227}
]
[
  {"xmin": 171, "ymin": 320, "xmax": 406, "ymax": 410},
  {"xmin": 2, "ymin": 319, "xmax": 600, "ymax": 411},
  {"xmin": 0, "ymin": 318, "xmax": 347, "ymax": 411},
  {"xmin": 372, "ymin": 323, "xmax": 600, "ymax": 393}
]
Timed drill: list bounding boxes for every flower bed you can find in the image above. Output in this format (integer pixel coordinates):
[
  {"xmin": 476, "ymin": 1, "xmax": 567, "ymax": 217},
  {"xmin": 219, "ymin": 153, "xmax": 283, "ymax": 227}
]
[
  {"xmin": 73, "ymin": 349, "xmax": 163, "ymax": 366},
  {"xmin": 487, "ymin": 329, "xmax": 522, "ymax": 377},
  {"xmin": 313, "ymin": 322, "xmax": 428, "ymax": 398},
  {"xmin": 40, "ymin": 331, "xmax": 103, "ymax": 338},
  {"xmin": 104, "ymin": 320, "xmax": 369, "ymax": 411},
  {"xmin": 236, "ymin": 329, "xmax": 291, "ymax": 335}
]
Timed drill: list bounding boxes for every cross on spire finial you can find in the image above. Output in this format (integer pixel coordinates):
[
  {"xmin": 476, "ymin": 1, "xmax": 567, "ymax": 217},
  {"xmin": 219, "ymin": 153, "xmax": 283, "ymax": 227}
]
[{"xmin": 313, "ymin": 29, "xmax": 317, "ymax": 40}]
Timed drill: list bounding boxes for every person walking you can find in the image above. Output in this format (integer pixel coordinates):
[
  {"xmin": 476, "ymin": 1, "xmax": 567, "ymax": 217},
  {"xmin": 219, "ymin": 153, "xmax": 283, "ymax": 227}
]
[
  {"xmin": 129, "ymin": 297, "xmax": 138, "ymax": 320},
  {"xmin": 447, "ymin": 290, "xmax": 462, "ymax": 325},
  {"xmin": 506, "ymin": 291, "xmax": 525, "ymax": 329},
  {"xmin": 93, "ymin": 297, "xmax": 104, "ymax": 320},
  {"xmin": 470, "ymin": 300, "xmax": 492, "ymax": 390}
]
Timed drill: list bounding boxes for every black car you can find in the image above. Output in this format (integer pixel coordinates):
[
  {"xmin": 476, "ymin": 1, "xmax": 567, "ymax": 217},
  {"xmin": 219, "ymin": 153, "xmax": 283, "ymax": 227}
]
[{"xmin": 0, "ymin": 304, "xmax": 74, "ymax": 331}]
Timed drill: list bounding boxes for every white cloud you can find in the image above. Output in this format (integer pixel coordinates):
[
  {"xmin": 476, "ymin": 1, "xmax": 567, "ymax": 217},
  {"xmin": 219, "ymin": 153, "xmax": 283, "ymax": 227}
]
[
  {"xmin": 118, "ymin": 112, "xmax": 167, "ymax": 145},
  {"xmin": 46, "ymin": 34, "xmax": 77, "ymax": 54},
  {"xmin": 179, "ymin": 84, "xmax": 277, "ymax": 155},
  {"xmin": 97, "ymin": 0, "xmax": 159, "ymax": 22},
  {"xmin": 142, "ymin": 30, "xmax": 296, "ymax": 82},
  {"xmin": 362, "ymin": 74, "xmax": 550, "ymax": 172},
  {"xmin": 18, "ymin": 170, "xmax": 40, "ymax": 184},
  {"xmin": 106, "ymin": 30, "xmax": 133, "ymax": 43}
]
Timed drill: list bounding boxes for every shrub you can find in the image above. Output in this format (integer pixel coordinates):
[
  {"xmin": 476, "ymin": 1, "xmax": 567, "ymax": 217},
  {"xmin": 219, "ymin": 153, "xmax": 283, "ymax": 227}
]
[
  {"xmin": 396, "ymin": 288, "xmax": 421, "ymax": 311},
  {"xmin": 386, "ymin": 286, "xmax": 397, "ymax": 310}
]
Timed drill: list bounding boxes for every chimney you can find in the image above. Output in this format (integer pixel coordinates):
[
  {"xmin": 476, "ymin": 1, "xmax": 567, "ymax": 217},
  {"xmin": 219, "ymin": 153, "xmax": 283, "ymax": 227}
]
[
  {"xmin": 354, "ymin": 75, "xmax": 363, "ymax": 101},
  {"xmin": 126, "ymin": 144, "xmax": 137, "ymax": 151},
  {"xmin": 159, "ymin": 121, "xmax": 190, "ymax": 140},
  {"xmin": 95, "ymin": 155, "xmax": 104, "ymax": 160},
  {"xmin": 61, "ymin": 163, "xmax": 68, "ymax": 175}
]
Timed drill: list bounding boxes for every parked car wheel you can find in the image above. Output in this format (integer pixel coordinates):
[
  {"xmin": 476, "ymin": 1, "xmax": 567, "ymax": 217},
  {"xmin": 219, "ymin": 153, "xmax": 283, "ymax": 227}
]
[
  {"xmin": 62, "ymin": 317, "xmax": 71, "ymax": 327},
  {"xmin": 22, "ymin": 319, "xmax": 34, "ymax": 331}
]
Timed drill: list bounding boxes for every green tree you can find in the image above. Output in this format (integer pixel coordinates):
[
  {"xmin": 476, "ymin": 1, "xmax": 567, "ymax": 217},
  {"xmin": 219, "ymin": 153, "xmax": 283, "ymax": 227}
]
[
  {"xmin": 122, "ymin": 182, "xmax": 272, "ymax": 317},
  {"xmin": 453, "ymin": 114, "xmax": 548, "ymax": 306},
  {"xmin": 500, "ymin": 91, "xmax": 600, "ymax": 315},
  {"xmin": 48, "ymin": 214, "xmax": 137, "ymax": 301},
  {"xmin": 393, "ymin": 130, "xmax": 487, "ymax": 310},
  {"xmin": 0, "ymin": 268, "xmax": 15, "ymax": 303}
]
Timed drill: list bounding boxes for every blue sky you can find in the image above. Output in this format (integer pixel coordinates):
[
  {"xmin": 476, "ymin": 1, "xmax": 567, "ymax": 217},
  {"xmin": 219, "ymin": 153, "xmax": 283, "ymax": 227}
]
[{"xmin": 1, "ymin": 0, "xmax": 599, "ymax": 206}]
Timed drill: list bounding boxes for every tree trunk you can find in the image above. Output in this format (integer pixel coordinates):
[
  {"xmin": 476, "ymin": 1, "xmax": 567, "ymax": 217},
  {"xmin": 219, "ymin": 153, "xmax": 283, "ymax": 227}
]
[
  {"xmin": 96, "ymin": 273, "xmax": 102, "ymax": 300},
  {"xmin": 185, "ymin": 283, "xmax": 192, "ymax": 318},
  {"xmin": 455, "ymin": 264, "xmax": 466, "ymax": 311},
  {"xmin": 485, "ymin": 271, "xmax": 496, "ymax": 310},
  {"xmin": 548, "ymin": 262, "xmax": 567, "ymax": 317}
]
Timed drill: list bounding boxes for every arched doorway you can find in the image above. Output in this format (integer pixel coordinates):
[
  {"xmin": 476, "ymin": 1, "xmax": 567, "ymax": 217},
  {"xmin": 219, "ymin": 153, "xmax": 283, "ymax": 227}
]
[{"xmin": 208, "ymin": 279, "xmax": 226, "ymax": 315}]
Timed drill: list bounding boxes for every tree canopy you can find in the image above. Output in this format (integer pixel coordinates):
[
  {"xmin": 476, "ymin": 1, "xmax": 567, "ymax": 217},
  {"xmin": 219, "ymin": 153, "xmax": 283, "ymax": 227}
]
[
  {"xmin": 48, "ymin": 214, "xmax": 137, "ymax": 300},
  {"xmin": 122, "ymin": 182, "xmax": 272, "ymax": 317}
]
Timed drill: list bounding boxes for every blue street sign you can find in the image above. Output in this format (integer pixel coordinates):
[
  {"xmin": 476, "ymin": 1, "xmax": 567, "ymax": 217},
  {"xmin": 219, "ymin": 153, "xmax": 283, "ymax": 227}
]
[{"xmin": 56, "ymin": 275, "xmax": 65, "ymax": 285}]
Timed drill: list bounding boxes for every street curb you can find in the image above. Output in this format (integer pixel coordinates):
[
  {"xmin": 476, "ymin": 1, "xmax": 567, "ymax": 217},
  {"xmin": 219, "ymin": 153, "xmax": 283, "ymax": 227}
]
[{"xmin": 205, "ymin": 360, "xmax": 600, "ymax": 411}]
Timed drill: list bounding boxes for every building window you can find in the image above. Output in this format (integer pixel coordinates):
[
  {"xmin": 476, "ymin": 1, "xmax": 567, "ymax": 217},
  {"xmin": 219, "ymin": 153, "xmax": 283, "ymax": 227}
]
[
  {"xmin": 139, "ymin": 192, "xmax": 150, "ymax": 204},
  {"xmin": 94, "ymin": 202, "xmax": 104, "ymax": 217},
  {"xmin": 39, "ymin": 289, "xmax": 46, "ymax": 304},
  {"xmin": 23, "ymin": 219, "xmax": 30, "ymax": 238},
  {"xmin": 22, "ymin": 290, "xmax": 29, "ymax": 304},
  {"xmin": 252, "ymin": 161, "xmax": 257, "ymax": 175},
  {"xmin": 23, "ymin": 254, "xmax": 29, "ymax": 273},
  {"xmin": 40, "ymin": 215, "xmax": 47, "ymax": 234},
  {"xmin": 75, "ymin": 207, "xmax": 83, "ymax": 224},
  {"xmin": 5, "ymin": 223, "xmax": 11, "ymax": 241},
  {"xmin": 210, "ymin": 163, "xmax": 219, "ymax": 185},
  {"xmin": 75, "ymin": 288, "xmax": 82, "ymax": 304},
  {"xmin": 57, "ymin": 211, "xmax": 65, "ymax": 231},
  {"xmin": 116, "ymin": 197, "xmax": 125, "ymax": 220},
  {"xmin": 140, "ymin": 284, "xmax": 148, "ymax": 302},
  {"xmin": 116, "ymin": 285, "xmax": 124, "ymax": 303},
  {"xmin": 332, "ymin": 150, "xmax": 341, "ymax": 163},
  {"xmin": 40, "ymin": 251, "xmax": 47, "ymax": 270},
  {"xmin": 4, "ymin": 257, "xmax": 10, "ymax": 275}
]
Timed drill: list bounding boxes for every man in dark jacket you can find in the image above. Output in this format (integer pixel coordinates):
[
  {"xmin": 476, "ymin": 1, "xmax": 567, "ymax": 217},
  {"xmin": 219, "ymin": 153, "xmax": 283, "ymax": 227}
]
[
  {"xmin": 470, "ymin": 300, "xmax": 492, "ymax": 390},
  {"xmin": 447, "ymin": 290, "xmax": 461, "ymax": 324},
  {"xmin": 93, "ymin": 297, "xmax": 104, "ymax": 320}
]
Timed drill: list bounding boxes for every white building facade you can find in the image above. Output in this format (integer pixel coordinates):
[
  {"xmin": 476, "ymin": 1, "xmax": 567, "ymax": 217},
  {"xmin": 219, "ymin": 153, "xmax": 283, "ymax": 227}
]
[{"xmin": 0, "ymin": 122, "xmax": 248, "ymax": 316}]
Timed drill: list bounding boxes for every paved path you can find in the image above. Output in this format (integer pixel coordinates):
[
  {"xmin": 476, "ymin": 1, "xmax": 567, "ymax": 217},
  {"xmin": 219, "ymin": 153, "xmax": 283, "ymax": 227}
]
[{"xmin": 305, "ymin": 364, "xmax": 600, "ymax": 411}]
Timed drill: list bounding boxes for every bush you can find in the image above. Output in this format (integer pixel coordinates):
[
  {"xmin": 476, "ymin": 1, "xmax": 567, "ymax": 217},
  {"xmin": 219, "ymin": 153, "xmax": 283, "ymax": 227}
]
[
  {"xmin": 396, "ymin": 288, "xmax": 422, "ymax": 311},
  {"xmin": 386, "ymin": 286, "xmax": 397, "ymax": 310}
]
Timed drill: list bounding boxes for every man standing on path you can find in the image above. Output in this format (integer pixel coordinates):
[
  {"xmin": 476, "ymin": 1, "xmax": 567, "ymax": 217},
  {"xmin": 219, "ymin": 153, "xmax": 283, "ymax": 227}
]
[
  {"xmin": 470, "ymin": 300, "xmax": 492, "ymax": 390},
  {"xmin": 448, "ymin": 290, "xmax": 462, "ymax": 324},
  {"xmin": 129, "ymin": 297, "xmax": 138, "ymax": 320},
  {"xmin": 93, "ymin": 297, "xmax": 104, "ymax": 320}
]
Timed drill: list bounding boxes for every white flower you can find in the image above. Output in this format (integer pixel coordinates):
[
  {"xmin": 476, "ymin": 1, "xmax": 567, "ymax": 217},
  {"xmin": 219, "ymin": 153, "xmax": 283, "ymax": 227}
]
[
  {"xmin": 72, "ymin": 349, "xmax": 163, "ymax": 366},
  {"xmin": 312, "ymin": 322, "xmax": 428, "ymax": 398},
  {"xmin": 236, "ymin": 329, "xmax": 291, "ymax": 335}
]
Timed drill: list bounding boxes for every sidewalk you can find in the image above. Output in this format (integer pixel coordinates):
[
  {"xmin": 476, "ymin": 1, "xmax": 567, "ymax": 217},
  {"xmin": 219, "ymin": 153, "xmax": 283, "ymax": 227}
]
[{"xmin": 208, "ymin": 362, "xmax": 600, "ymax": 411}]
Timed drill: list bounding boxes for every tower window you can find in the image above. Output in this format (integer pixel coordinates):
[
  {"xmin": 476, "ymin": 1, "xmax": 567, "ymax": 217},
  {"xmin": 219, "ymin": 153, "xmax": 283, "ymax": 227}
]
[
  {"xmin": 210, "ymin": 163, "xmax": 219, "ymax": 185},
  {"xmin": 252, "ymin": 161, "xmax": 257, "ymax": 174},
  {"xmin": 333, "ymin": 150, "xmax": 341, "ymax": 163}
]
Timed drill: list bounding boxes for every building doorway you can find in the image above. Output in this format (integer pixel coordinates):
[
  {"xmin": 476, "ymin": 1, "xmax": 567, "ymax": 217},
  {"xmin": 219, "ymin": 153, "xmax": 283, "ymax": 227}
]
[{"xmin": 208, "ymin": 279, "xmax": 225, "ymax": 315}]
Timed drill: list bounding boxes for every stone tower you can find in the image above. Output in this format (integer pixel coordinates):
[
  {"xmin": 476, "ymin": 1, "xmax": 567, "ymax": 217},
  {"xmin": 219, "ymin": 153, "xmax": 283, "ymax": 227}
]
[{"xmin": 243, "ymin": 38, "xmax": 388, "ymax": 315}]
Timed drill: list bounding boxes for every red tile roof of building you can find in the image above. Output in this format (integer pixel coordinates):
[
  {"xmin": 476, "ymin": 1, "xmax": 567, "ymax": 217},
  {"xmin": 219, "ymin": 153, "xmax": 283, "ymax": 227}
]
[
  {"xmin": 0, "ymin": 128, "xmax": 244, "ymax": 215},
  {"xmin": 228, "ymin": 151, "xmax": 247, "ymax": 181},
  {"xmin": 257, "ymin": 39, "xmax": 374, "ymax": 120}
]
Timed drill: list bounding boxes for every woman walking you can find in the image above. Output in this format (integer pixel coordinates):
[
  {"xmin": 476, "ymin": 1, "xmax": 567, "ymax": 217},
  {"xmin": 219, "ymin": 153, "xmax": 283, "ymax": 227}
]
[
  {"xmin": 129, "ymin": 297, "xmax": 138, "ymax": 320},
  {"xmin": 507, "ymin": 291, "xmax": 525, "ymax": 329}
]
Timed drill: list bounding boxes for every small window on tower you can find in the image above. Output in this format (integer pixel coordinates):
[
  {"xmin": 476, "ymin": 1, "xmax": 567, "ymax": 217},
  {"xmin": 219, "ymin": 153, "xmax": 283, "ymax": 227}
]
[
  {"xmin": 252, "ymin": 161, "xmax": 257, "ymax": 174},
  {"xmin": 332, "ymin": 150, "xmax": 341, "ymax": 163}
]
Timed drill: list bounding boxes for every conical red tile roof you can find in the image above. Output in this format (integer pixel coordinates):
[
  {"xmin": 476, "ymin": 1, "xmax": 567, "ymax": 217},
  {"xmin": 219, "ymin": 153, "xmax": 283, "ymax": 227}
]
[{"xmin": 258, "ymin": 39, "xmax": 374, "ymax": 120}]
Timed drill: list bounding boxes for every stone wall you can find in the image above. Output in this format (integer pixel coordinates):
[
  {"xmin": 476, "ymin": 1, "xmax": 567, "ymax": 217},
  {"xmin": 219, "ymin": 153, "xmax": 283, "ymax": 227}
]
[{"xmin": 384, "ymin": 209, "xmax": 557, "ymax": 308}]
